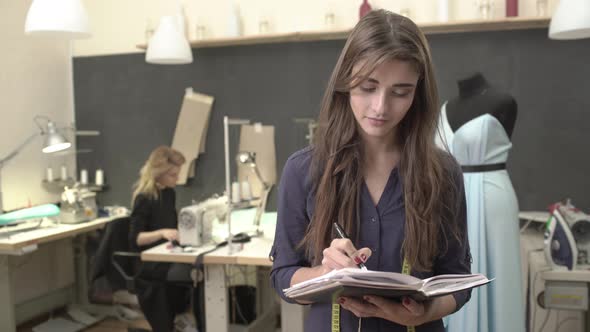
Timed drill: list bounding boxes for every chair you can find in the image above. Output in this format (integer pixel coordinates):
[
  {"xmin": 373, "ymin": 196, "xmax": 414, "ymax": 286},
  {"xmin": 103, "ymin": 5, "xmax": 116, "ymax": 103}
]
[
  {"xmin": 96, "ymin": 216, "xmax": 203, "ymax": 332},
  {"xmin": 91, "ymin": 216, "xmax": 151, "ymax": 331},
  {"xmin": 91, "ymin": 216, "xmax": 135, "ymax": 292}
]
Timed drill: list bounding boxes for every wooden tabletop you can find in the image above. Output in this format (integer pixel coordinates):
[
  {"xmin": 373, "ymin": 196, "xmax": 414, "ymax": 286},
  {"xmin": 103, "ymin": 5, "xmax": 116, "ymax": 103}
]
[
  {"xmin": 205, "ymin": 237, "xmax": 274, "ymax": 266},
  {"xmin": 141, "ymin": 242, "xmax": 221, "ymax": 265},
  {"xmin": 519, "ymin": 211, "xmax": 551, "ymax": 223},
  {"xmin": 141, "ymin": 236, "xmax": 274, "ymax": 267},
  {"xmin": 0, "ymin": 216, "xmax": 118, "ymax": 253}
]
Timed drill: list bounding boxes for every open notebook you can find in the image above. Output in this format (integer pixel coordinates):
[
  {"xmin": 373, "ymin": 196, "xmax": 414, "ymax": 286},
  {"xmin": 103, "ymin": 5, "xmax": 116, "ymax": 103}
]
[{"xmin": 284, "ymin": 268, "xmax": 492, "ymax": 303}]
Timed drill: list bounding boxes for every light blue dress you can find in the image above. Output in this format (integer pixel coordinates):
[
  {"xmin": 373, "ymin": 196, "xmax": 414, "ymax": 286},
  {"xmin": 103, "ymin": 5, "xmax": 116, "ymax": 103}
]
[{"xmin": 436, "ymin": 103, "xmax": 525, "ymax": 332}]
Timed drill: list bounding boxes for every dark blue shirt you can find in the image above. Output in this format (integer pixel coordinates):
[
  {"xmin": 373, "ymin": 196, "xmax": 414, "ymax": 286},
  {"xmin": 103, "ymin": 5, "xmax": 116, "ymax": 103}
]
[{"xmin": 270, "ymin": 147, "xmax": 471, "ymax": 332}]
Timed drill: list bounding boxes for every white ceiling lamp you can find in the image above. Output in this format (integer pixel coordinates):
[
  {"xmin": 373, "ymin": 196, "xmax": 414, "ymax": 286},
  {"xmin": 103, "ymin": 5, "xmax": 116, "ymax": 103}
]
[
  {"xmin": 146, "ymin": 15, "xmax": 193, "ymax": 64},
  {"xmin": 549, "ymin": 0, "xmax": 590, "ymax": 40},
  {"xmin": 24, "ymin": 0, "xmax": 91, "ymax": 39}
]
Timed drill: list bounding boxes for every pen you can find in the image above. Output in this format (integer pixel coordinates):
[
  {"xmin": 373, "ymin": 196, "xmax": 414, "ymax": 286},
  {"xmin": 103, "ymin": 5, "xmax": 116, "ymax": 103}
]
[{"xmin": 333, "ymin": 222, "xmax": 367, "ymax": 270}]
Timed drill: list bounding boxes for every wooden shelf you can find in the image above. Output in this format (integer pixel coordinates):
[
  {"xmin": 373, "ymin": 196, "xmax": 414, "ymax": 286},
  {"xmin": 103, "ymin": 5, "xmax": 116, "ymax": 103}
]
[
  {"xmin": 136, "ymin": 16, "xmax": 550, "ymax": 50},
  {"xmin": 42, "ymin": 178, "xmax": 76, "ymax": 192}
]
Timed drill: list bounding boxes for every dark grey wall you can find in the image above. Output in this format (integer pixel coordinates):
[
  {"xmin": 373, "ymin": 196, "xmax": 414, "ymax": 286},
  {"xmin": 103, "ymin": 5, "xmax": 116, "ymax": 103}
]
[{"xmin": 74, "ymin": 28, "xmax": 590, "ymax": 211}]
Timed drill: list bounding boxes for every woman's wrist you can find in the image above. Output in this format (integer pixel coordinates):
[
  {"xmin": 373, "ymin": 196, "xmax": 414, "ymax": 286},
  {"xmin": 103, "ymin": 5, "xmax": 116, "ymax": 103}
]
[
  {"xmin": 422, "ymin": 295, "xmax": 456, "ymax": 324},
  {"xmin": 419, "ymin": 300, "xmax": 436, "ymax": 325},
  {"xmin": 291, "ymin": 265, "xmax": 329, "ymax": 287}
]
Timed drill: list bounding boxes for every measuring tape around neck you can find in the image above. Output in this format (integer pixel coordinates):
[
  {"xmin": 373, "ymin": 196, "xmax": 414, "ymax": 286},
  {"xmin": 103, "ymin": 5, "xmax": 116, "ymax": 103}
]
[{"xmin": 331, "ymin": 258, "xmax": 416, "ymax": 332}]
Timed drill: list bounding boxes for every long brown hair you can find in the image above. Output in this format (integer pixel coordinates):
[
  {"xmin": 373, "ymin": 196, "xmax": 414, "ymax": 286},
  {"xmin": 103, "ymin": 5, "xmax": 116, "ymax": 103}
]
[
  {"xmin": 132, "ymin": 146, "xmax": 185, "ymax": 204},
  {"xmin": 303, "ymin": 10, "xmax": 462, "ymax": 272}
]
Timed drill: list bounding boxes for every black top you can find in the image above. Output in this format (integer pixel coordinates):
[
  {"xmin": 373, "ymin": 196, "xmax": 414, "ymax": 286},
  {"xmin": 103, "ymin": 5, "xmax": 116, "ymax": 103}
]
[
  {"xmin": 270, "ymin": 147, "xmax": 471, "ymax": 332},
  {"xmin": 129, "ymin": 187, "xmax": 178, "ymax": 252},
  {"xmin": 446, "ymin": 72, "xmax": 517, "ymax": 138}
]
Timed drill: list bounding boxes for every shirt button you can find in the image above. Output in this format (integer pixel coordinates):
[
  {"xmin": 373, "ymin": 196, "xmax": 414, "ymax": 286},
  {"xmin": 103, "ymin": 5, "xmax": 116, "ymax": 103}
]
[{"xmin": 371, "ymin": 217, "xmax": 376, "ymax": 222}]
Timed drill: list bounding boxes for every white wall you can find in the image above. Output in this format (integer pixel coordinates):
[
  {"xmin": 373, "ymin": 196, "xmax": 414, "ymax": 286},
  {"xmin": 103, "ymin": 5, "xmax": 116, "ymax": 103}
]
[
  {"xmin": 1, "ymin": 0, "xmax": 77, "ymax": 211},
  {"xmin": 73, "ymin": 0, "xmax": 558, "ymax": 57},
  {"xmin": 2, "ymin": 0, "xmax": 77, "ymax": 307}
]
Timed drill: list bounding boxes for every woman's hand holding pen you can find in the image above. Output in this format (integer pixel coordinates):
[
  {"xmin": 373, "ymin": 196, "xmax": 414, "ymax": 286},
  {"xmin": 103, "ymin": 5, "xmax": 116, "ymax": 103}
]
[
  {"xmin": 338, "ymin": 295, "xmax": 434, "ymax": 326},
  {"xmin": 321, "ymin": 238, "xmax": 372, "ymax": 274},
  {"xmin": 290, "ymin": 238, "xmax": 371, "ymax": 292},
  {"xmin": 290, "ymin": 234, "xmax": 373, "ymax": 303}
]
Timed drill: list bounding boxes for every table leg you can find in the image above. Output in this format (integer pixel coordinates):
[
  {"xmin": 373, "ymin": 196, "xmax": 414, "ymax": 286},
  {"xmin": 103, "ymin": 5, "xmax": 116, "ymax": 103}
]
[
  {"xmin": 205, "ymin": 264, "xmax": 228, "ymax": 332},
  {"xmin": 69, "ymin": 234, "xmax": 125, "ymax": 323},
  {"xmin": 73, "ymin": 235, "xmax": 89, "ymax": 305},
  {"xmin": 245, "ymin": 266, "xmax": 276, "ymax": 332},
  {"xmin": 0, "ymin": 256, "xmax": 16, "ymax": 332},
  {"xmin": 256, "ymin": 267, "xmax": 274, "ymax": 317}
]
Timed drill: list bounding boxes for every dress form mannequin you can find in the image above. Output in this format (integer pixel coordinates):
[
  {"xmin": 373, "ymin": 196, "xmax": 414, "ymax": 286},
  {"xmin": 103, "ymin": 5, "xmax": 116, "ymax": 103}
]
[
  {"xmin": 446, "ymin": 72, "xmax": 517, "ymax": 138},
  {"xmin": 439, "ymin": 72, "xmax": 525, "ymax": 332}
]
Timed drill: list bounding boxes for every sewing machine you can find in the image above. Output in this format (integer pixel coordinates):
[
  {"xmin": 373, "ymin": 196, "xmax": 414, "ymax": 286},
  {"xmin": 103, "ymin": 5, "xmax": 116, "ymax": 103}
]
[
  {"xmin": 60, "ymin": 185, "xmax": 97, "ymax": 224},
  {"xmin": 178, "ymin": 195, "xmax": 228, "ymax": 247}
]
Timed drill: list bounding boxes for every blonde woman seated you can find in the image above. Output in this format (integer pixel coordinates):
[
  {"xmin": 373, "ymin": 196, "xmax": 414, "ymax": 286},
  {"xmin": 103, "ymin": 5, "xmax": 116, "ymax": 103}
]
[{"xmin": 130, "ymin": 146, "xmax": 197, "ymax": 332}]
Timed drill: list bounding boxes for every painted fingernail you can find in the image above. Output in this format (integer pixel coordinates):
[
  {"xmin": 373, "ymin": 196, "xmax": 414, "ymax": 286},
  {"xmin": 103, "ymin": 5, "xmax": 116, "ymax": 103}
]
[
  {"xmin": 403, "ymin": 297, "xmax": 411, "ymax": 305},
  {"xmin": 338, "ymin": 297, "xmax": 346, "ymax": 304},
  {"xmin": 354, "ymin": 256, "xmax": 362, "ymax": 264},
  {"xmin": 360, "ymin": 254, "xmax": 367, "ymax": 262},
  {"xmin": 363, "ymin": 296, "xmax": 370, "ymax": 301}
]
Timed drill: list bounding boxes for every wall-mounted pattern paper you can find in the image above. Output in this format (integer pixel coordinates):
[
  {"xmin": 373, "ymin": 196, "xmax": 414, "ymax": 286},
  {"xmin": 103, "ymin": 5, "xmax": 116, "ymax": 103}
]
[
  {"xmin": 237, "ymin": 124, "xmax": 277, "ymax": 199},
  {"xmin": 171, "ymin": 88, "xmax": 214, "ymax": 185}
]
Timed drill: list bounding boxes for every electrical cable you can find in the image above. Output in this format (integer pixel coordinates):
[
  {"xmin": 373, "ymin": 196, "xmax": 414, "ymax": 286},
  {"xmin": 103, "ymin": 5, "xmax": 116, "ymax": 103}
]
[
  {"xmin": 539, "ymin": 309, "xmax": 552, "ymax": 332},
  {"xmin": 555, "ymin": 317, "xmax": 580, "ymax": 331}
]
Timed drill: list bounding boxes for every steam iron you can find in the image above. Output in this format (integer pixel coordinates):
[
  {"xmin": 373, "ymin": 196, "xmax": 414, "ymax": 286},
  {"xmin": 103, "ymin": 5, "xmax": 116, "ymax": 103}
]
[{"xmin": 544, "ymin": 199, "xmax": 590, "ymax": 270}]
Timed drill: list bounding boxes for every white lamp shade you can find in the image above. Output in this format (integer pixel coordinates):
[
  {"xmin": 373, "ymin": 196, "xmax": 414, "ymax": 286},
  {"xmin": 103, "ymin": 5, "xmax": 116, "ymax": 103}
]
[
  {"xmin": 549, "ymin": 0, "xmax": 590, "ymax": 40},
  {"xmin": 25, "ymin": 0, "xmax": 91, "ymax": 39},
  {"xmin": 42, "ymin": 141, "xmax": 71, "ymax": 153},
  {"xmin": 42, "ymin": 122, "xmax": 71, "ymax": 153},
  {"xmin": 146, "ymin": 16, "xmax": 193, "ymax": 65}
]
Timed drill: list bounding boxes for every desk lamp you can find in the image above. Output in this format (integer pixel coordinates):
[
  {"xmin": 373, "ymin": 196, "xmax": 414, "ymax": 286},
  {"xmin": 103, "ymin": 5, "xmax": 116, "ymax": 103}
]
[
  {"xmin": 236, "ymin": 151, "xmax": 273, "ymax": 236},
  {"xmin": 293, "ymin": 118, "xmax": 318, "ymax": 145},
  {"xmin": 0, "ymin": 116, "xmax": 71, "ymax": 212},
  {"xmin": 223, "ymin": 116, "xmax": 251, "ymax": 253}
]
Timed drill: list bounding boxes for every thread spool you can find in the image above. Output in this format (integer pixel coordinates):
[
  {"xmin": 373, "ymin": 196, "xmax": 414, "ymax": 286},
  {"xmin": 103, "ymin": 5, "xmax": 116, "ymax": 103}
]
[
  {"xmin": 231, "ymin": 181, "xmax": 241, "ymax": 203},
  {"xmin": 80, "ymin": 169, "xmax": 88, "ymax": 185},
  {"xmin": 60, "ymin": 165, "xmax": 67, "ymax": 181},
  {"xmin": 241, "ymin": 180, "xmax": 252, "ymax": 201},
  {"xmin": 46, "ymin": 167, "xmax": 54, "ymax": 182},
  {"xmin": 95, "ymin": 169, "xmax": 104, "ymax": 186}
]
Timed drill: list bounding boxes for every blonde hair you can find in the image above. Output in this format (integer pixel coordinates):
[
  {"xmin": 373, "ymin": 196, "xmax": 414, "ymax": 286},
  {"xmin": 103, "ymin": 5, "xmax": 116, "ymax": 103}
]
[{"xmin": 132, "ymin": 146, "xmax": 185, "ymax": 204}]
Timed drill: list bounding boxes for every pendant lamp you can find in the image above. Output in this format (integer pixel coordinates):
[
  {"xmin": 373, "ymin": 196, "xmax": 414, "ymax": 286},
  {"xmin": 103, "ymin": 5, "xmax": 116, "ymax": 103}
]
[
  {"xmin": 549, "ymin": 0, "xmax": 590, "ymax": 40},
  {"xmin": 146, "ymin": 15, "xmax": 193, "ymax": 64},
  {"xmin": 25, "ymin": 0, "xmax": 91, "ymax": 39}
]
